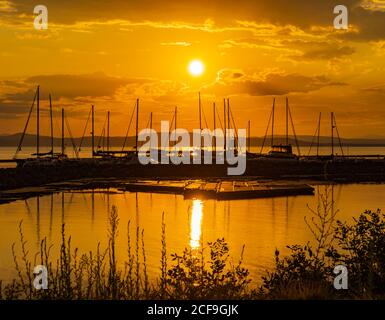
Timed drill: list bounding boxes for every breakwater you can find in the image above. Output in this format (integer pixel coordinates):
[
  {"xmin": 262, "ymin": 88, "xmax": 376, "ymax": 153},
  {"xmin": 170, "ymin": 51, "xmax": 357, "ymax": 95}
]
[{"xmin": 0, "ymin": 157, "xmax": 385, "ymax": 192}]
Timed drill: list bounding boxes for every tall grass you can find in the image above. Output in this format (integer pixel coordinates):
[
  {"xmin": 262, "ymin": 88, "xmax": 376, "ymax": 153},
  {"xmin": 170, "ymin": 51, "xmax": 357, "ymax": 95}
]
[
  {"xmin": 0, "ymin": 205, "xmax": 253, "ymax": 300},
  {"xmin": 2, "ymin": 187, "xmax": 385, "ymax": 300}
]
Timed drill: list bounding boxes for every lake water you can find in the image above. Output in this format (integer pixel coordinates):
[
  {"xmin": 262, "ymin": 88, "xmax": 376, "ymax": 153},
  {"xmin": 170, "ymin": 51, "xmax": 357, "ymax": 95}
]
[{"xmin": 1, "ymin": 183, "xmax": 385, "ymax": 286}]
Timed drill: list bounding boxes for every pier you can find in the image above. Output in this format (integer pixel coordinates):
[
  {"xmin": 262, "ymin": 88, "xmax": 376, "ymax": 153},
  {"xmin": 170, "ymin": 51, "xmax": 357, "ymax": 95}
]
[
  {"xmin": 0, "ymin": 178, "xmax": 314, "ymax": 204},
  {"xmin": 120, "ymin": 179, "xmax": 314, "ymax": 200}
]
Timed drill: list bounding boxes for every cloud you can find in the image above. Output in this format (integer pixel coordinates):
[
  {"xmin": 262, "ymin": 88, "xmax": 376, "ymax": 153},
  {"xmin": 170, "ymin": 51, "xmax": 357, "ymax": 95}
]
[
  {"xmin": 362, "ymin": 83, "xmax": 385, "ymax": 94},
  {"xmin": 203, "ymin": 69, "xmax": 346, "ymax": 96},
  {"xmin": 292, "ymin": 45, "xmax": 356, "ymax": 61},
  {"xmin": 0, "ymin": 0, "xmax": 16, "ymax": 12},
  {"xmin": 160, "ymin": 41, "xmax": 192, "ymax": 46},
  {"xmin": 2, "ymin": 0, "xmax": 384, "ymax": 43},
  {"xmin": 0, "ymin": 73, "xmax": 155, "ymax": 119},
  {"xmin": 1, "ymin": 72, "xmax": 151, "ymax": 101}
]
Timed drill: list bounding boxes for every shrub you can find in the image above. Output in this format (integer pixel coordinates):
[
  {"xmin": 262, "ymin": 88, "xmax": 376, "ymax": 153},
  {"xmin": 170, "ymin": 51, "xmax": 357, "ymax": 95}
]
[
  {"xmin": 0, "ymin": 206, "xmax": 253, "ymax": 300},
  {"xmin": 164, "ymin": 238, "xmax": 252, "ymax": 299},
  {"xmin": 328, "ymin": 209, "xmax": 385, "ymax": 298}
]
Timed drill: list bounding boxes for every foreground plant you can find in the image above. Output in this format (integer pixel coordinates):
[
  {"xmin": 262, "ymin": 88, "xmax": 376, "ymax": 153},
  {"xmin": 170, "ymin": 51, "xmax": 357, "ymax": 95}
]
[
  {"xmin": 0, "ymin": 206, "xmax": 253, "ymax": 300},
  {"xmin": 261, "ymin": 187, "xmax": 337, "ymax": 299},
  {"xmin": 2, "ymin": 189, "xmax": 385, "ymax": 300},
  {"xmin": 261, "ymin": 186, "xmax": 385, "ymax": 300}
]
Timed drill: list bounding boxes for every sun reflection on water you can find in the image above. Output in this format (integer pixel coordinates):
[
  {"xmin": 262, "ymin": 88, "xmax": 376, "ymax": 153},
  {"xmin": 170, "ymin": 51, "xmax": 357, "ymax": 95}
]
[{"xmin": 190, "ymin": 199, "xmax": 203, "ymax": 249}]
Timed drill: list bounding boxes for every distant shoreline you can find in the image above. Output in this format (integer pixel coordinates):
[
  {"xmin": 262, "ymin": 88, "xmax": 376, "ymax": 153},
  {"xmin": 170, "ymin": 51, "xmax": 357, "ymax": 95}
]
[{"xmin": 1, "ymin": 133, "xmax": 385, "ymax": 148}]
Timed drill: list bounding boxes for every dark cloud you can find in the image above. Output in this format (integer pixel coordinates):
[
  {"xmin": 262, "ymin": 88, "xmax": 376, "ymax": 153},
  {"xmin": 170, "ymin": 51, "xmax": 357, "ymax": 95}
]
[
  {"xmin": 9, "ymin": 0, "xmax": 357, "ymax": 25},
  {"xmin": 1, "ymin": 72, "xmax": 151, "ymax": 102},
  {"xmin": 362, "ymin": 84, "xmax": 385, "ymax": 94},
  {"xmin": 295, "ymin": 46, "xmax": 356, "ymax": 61},
  {"xmin": 25, "ymin": 72, "xmax": 150, "ymax": 99},
  {"xmin": 0, "ymin": 73, "xmax": 153, "ymax": 119},
  {"xmin": 341, "ymin": 6, "xmax": 385, "ymax": 41},
  {"xmin": 4, "ymin": 0, "xmax": 383, "ymax": 41},
  {"xmin": 204, "ymin": 69, "xmax": 346, "ymax": 96},
  {"xmin": 0, "ymin": 102, "xmax": 30, "ymax": 116}
]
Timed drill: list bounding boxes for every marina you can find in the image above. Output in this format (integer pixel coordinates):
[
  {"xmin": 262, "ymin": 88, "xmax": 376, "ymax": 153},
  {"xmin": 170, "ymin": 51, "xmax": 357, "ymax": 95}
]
[
  {"xmin": 1, "ymin": 86, "xmax": 385, "ymax": 198},
  {"xmin": 2, "ymin": 0, "xmax": 385, "ymax": 301}
]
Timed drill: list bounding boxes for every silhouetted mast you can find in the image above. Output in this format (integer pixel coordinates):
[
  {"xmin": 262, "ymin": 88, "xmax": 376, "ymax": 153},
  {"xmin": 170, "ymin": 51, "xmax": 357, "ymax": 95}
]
[
  {"xmin": 14, "ymin": 87, "xmax": 38, "ymax": 158},
  {"xmin": 149, "ymin": 111, "xmax": 153, "ymax": 150},
  {"xmin": 223, "ymin": 98, "xmax": 226, "ymax": 152},
  {"xmin": 174, "ymin": 106, "xmax": 177, "ymax": 148},
  {"xmin": 135, "ymin": 98, "xmax": 139, "ymax": 155},
  {"xmin": 107, "ymin": 111, "xmax": 110, "ymax": 152},
  {"xmin": 317, "ymin": 112, "xmax": 321, "ymax": 157},
  {"xmin": 61, "ymin": 108, "xmax": 65, "ymax": 155},
  {"xmin": 331, "ymin": 112, "xmax": 334, "ymax": 157},
  {"xmin": 213, "ymin": 102, "xmax": 216, "ymax": 152},
  {"xmin": 198, "ymin": 92, "xmax": 202, "ymax": 132},
  {"xmin": 287, "ymin": 99, "xmax": 301, "ymax": 156},
  {"xmin": 49, "ymin": 94, "xmax": 54, "ymax": 158},
  {"xmin": 227, "ymin": 99, "xmax": 231, "ymax": 152},
  {"xmin": 248, "ymin": 120, "xmax": 251, "ymax": 153},
  {"xmin": 333, "ymin": 113, "xmax": 344, "ymax": 156},
  {"xmin": 175, "ymin": 106, "xmax": 177, "ymax": 133},
  {"xmin": 285, "ymin": 97, "xmax": 289, "ymax": 146},
  {"xmin": 91, "ymin": 105, "xmax": 95, "ymax": 158},
  {"xmin": 271, "ymin": 97, "xmax": 275, "ymax": 147},
  {"xmin": 36, "ymin": 85, "xmax": 40, "ymax": 157},
  {"xmin": 227, "ymin": 98, "xmax": 230, "ymax": 131}
]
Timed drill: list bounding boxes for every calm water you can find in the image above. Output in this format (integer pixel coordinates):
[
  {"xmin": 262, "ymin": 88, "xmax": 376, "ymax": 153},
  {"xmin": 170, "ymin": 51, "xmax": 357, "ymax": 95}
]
[{"xmin": 1, "ymin": 184, "xmax": 385, "ymax": 286}]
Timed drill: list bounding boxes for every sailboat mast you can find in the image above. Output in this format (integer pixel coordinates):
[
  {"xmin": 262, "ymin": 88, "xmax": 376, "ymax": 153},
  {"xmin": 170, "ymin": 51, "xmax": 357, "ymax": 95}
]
[
  {"xmin": 61, "ymin": 108, "xmax": 65, "ymax": 155},
  {"xmin": 271, "ymin": 98, "xmax": 275, "ymax": 147},
  {"xmin": 175, "ymin": 106, "xmax": 177, "ymax": 132},
  {"xmin": 213, "ymin": 102, "xmax": 216, "ymax": 153},
  {"xmin": 174, "ymin": 106, "xmax": 177, "ymax": 148},
  {"xmin": 223, "ymin": 99, "xmax": 226, "ymax": 152},
  {"xmin": 107, "ymin": 111, "xmax": 110, "ymax": 152},
  {"xmin": 36, "ymin": 85, "xmax": 40, "ymax": 157},
  {"xmin": 288, "ymin": 101, "xmax": 301, "ymax": 156},
  {"xmin": 333, "ymin": 113, "xmax": 344, "ymax": 156},
  {"xmin": 149, "ymin": 111, "xmax": 153, "ymax": 150},
  {"xmin": 331, "ymin": 112, "xmax": 334, "ymax": 157},
  {"xmin": 91, "ymin": 105, "xmax": 94, "ymax": 158},
  {"xmin": 49, "ymin": 94, "xmax": 53, "ymax": 158},
  {"xmin": 135, "ymin": 98, "xmax": 139, "ymax": 155},
  {"xmin": 198, "ymin": 92, "xmax": 202, "ymax": 132},
  {"xmin": 227, "ymin": 99, "xmax": 231, "ymax": 152},
  {"xmin": 285, "ymin": 97, "xmax": 289, "ymax": 145},
  {"xmin": 317, "ymin": 112, "xmax": 321, "ymax": 157},
  {"xmin": 248, "ymin": 120, "xmax": 251, "ymax": 153},
  {"xmin": 227, "ymin": 98, "xmax": 230, "ymax": 131}
]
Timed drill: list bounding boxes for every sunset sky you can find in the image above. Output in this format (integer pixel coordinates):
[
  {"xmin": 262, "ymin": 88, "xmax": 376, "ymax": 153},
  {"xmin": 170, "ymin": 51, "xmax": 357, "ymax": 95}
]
[{"xmin": 1, "ymin": 0, "xmax": 385, "ymax": 138}]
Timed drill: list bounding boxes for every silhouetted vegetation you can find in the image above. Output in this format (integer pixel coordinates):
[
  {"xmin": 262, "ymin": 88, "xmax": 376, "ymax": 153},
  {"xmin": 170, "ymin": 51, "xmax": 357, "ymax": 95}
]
[
  {"xmin": 261, "ymin": 187, "xmax": 385, "ymax": 299},
  {"xmin": 0, "ymin": 206, "xmax": 254, "ymax": 299},
  {"xmin": 1, "ymin": 188, "xmax": 385, "ymax": 300}
]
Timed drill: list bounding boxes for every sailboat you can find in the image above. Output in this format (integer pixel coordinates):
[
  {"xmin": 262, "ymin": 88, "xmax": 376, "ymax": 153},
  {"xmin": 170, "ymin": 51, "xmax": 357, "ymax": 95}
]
[
  {"xmin": 15, "ymin": 86, "xmax": 69, "ymax": 167},
  {"xmin": 262, "ymin": 97, "xmax": 300, "ymax": 159}
]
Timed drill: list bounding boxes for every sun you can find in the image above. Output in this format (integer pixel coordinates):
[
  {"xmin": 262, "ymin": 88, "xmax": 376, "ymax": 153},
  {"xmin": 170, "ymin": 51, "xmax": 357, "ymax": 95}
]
[{"xmin": 188, "ymin": 60, "xmax": 204, "ymax": 77}]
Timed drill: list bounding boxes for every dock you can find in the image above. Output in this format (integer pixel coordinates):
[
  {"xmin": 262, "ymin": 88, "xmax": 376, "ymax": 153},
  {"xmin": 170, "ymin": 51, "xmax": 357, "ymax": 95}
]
[{"xmin": 119, "ymin": 179, "xmax": 314, "ymax": 200}]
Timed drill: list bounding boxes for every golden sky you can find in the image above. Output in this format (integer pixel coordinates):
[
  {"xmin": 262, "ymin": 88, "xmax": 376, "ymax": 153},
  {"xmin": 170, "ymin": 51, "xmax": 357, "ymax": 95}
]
[{"xmin": 1, "ymin": 0, "xmax": 385, "ymax": 138}]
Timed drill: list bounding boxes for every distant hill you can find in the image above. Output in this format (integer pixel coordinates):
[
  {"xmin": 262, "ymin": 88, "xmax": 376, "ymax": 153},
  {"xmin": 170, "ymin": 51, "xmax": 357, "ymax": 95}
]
[
  {"xmin": 0, "ymin": 133, "xmax": 136, "ymax": 148},
  {"xmin": 254, "ymin": 135, "xmax": 385, "ymax": 147},
  {"xmin": 1, "ymin": 133, "xmax": 385, "ymax": 148}
]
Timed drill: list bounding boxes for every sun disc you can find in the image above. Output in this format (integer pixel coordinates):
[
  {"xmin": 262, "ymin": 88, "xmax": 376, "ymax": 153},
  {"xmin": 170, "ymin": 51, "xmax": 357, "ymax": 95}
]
[{"xmin": 188, "ymin": 60, "xmax": 204, "ymax": 76}]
